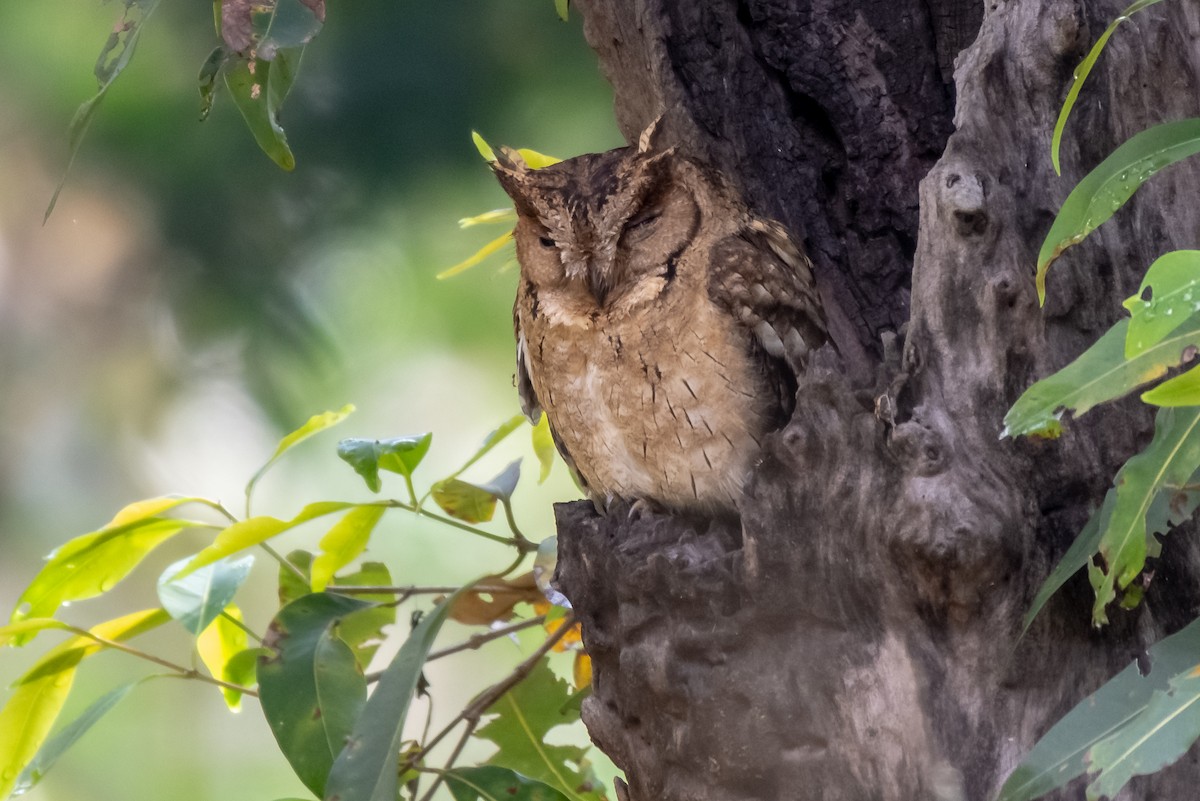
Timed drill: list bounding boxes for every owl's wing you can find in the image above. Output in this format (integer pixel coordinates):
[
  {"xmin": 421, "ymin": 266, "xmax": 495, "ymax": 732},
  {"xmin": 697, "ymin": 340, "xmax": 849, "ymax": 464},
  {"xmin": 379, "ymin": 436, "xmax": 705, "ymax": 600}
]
[
  {"xmin": 514, "ymin": 307, "xmax": 592, "ymax": 496},
  {"xmin": 708, "ymin": 219, "xmax": 828, "ymax": 420}
]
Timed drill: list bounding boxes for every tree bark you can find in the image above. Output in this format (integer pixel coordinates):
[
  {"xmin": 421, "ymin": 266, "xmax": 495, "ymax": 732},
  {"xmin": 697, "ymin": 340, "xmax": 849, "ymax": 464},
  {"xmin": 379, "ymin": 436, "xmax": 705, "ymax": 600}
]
[{"xmin": 555, "ymin": 1, "xmax": 1200, "ymax": 799}]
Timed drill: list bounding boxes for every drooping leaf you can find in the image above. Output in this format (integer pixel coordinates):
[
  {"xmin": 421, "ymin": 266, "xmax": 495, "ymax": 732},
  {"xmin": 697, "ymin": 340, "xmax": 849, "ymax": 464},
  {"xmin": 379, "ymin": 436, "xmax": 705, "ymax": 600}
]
[
  {"xmin": 1023, "ymin": 492, "xmax": 1113, "ymax": 632},
  {"xmin": 311, "ymin": 506, "xmax": 387, "ymax": 592},
  {"xmin": 225, "ymin": 54, "xmax": 296, "ymax": 170},
  {"xmin": 553, "ymin": 0, "xmax": 570, "ymax": 21},
  {"xmin": 449, "ymin": 572, "xmax": 542, "ymax": 626},
  {"xmin": 446, "ymin": 766, "xmax": 570, "ymax": 801},
  {"xmin": 157, "ymin": 554, "xmax": 255, "ymax": 636},
  {"xmin": 197, "ymin": 605, "xmax": 253, "ymax": 710},
  {"xmin": 532, "ymin": 413, "xmax": 556, "ymax": 484},
  {"xmin": 1003, "ymin": 316, "xmax": 1200, "ymax": 438},
  {"xmin": 11, "ymin": 507, "xmax": 213, "ymax": 631},
  {"xmin": 1122, "ymin": 251, "xmax": 1200, "ymax": 358},
  {"xmin": 247, "ymin": 404, "xmax": 355, "ymax": 508},
  {"xmin": 0, "ymin": 609, "xmax": 168, "ymax": 797},
  {"xmin": 477, "ymin": 657, "xmax": 603, "ymax": 801},
  {"xmin": 1049, "ymin": 0, "xmax": 1168, "ymax": 175},
  {"xmin": 11, "ymin": 678, "xmax": 149, "ymax": 796},
  {"xmin": 45, "ymin": 0, "xmax": 163, "ymax": 221},
  {"xmin": 1089, "ymin": 407, "xmax": 1200, "ymax": 625},
  {"xmin": 432, "ymin": 461, "xmax": 522, "ymax": 524},
  {"xmin": 1086, "ymin": 668, "xmax": 1200, "ymax": 799},
  {"xmin": 438, "ymin": 230, "xmax": 516, "ymax": 280},
  {"xmin": 337, "ymin": 434, "xmax": 432, "ymax": 493},
  {"xmin": 177, "ymin": 501, "xmax": 356, "ymax": 578},
  {"xmin": 999, "ymin": 615, "xmax": 1200, "ymax": 801},
  {"xmin": 324, "ymin": 592, "xmax": 462, "ymax": 801},
  {"xmin": 259, "ymin": 593, "xmax": 372, "ymax": 798},
  {"xmin": 197, "ymin": 45, "xmax": 228, "ymax": 120},
  {"xmin": 1037, "ymin": 118, "xmax": 1200, "ymax": 303}
]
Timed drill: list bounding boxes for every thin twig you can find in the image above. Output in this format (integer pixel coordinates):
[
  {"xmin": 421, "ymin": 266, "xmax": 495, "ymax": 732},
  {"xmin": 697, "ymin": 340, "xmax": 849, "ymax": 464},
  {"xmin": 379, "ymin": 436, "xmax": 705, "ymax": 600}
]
[
  {"xmin": 417, "ymin": 721, "xmax": 478, "ymax": 801},
  {"xmin": 70, "ymin": 628, "xmax": 259, "ymax": 698},
  {"xmin": 407, "ymin": 614, "xmax": 576, "ymax": 765},
  {"xmin": 325, "ymin": 584, "xmax": 524, "ymax": 595},
  {"xmin": 426, "ymin": 615, "xmax": 546, "ymax": 661}
]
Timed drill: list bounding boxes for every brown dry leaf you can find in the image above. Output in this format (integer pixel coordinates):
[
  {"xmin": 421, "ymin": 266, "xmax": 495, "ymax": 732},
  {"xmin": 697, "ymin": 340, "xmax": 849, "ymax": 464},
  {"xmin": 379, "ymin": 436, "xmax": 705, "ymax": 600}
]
[
  {"xmin": 448, "ymin": 572, "xmax": 542, "ymax": 626},
  {"xmin": 220, "ymin": 0, "xmax": 262, "ymax": 53}
]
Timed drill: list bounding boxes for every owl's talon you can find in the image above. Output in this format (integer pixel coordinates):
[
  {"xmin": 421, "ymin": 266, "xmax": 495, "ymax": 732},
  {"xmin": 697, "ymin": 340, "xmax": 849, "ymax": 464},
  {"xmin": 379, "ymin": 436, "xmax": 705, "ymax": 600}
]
[{"xmin": 627, "ymin": 498, "xmax": 660, "ymax": 521}]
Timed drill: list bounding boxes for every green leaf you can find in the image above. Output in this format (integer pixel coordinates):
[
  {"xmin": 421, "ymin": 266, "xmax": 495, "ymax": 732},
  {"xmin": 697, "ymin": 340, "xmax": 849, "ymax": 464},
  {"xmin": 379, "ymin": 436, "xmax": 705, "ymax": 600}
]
[
  {"xmin": 553, "ymin": 0, "xmax": 569, "ymax": 21},
  {"xmin": 178, "ymin": 501, "xmax": 356, "ymax": 578},
  {"xmin": 1122, "ymin": 251, "xmax": 1200, "ymax": 359},
  {"xmin": 1022, "ymin": 492, "xmax": 1112, "ymax": 632},
  {"xmin": 247, "ymin": 404, "xmax": 355, "ymax": 507},
  {"xmin": 532, "ymin": 413, "xmax": 556, "ymax": 484},
  {"xmin": 432, "ymin": 461, "xmax": 522, "ymax": 524},
  {"xmin": 157, "ymin": 554, "xmax": 255, "ymax": 636},
  {"xmin": 0, "ymin": 609, "xmax": 169, "ymax": 797},
  {"xmin": 447, "ymin": 766, "xmax": 570, "ymax": 801},
  {"xmin": 259, "ymin": 593, "xmax": 372, "ymax": 798},
  {"xmin": 324, "ymin": 592, "xmax": 463, "ymax": 801},
  {"xmin": 472, "ymin": 131, "xmax": 497, "ymax": 162},
  {"xmin": 1003, "ymin": 316, "xmax": 1200, "ymax": 438},
  {"xmin": 1037, "ymin": 118, "xmax": 1200, "ymax": 303},
  {"xmin": 1090, "ymin": 408, "xmax": 1200, "ymax": 625},
  {"xmin": 999, "ymin": 615, "xmax": 1200, "ymax": 801},
  {"xmin": 197, "ymin": 45, "xmax": 228, "ymax": 121},
  {"xmin": 337, "ymin": 434, "xmax": 432, "ymax": 493},
  {"xmin": 45, "ymin": 0, "xmax": 163, "ymax": 221},
  {"xmin": 1049, "ymin": 0, "xmax": 1168, "ymax": 175},
  {"xmin": 1142, "ymin": 365, "xmax": 1200, "ymax": 406},
  {"xmin": 12, "ymin": 506, "xmax": 212, "ymax": 631},
  {"xmin": 11, "ymin": 678, "xmax": 149, "ymax": 796},
  {"xmin": 197, "ymin": 605, "xmax": 253, "ymax": 710},
  {"xmin": 225, "ymin": 55, "xmax": 296, "ymax": 170},
  {"xmin": 257, "ymin": 0, "xmax": 325, "ymax": 60},
  {"xmin": 477, "ymin": 658, "xmax": 602, "ymax": 801},
  {"xmin": 311, "ymin": 506, "xmax": 387, "ymax": 592},
  {"xmin": 0, "ymin": 619, "xmax": 72, "ymax": 648},
  {"xmin": 1086, "ymin": 668, "xmax": 1200, "ymax": 799},
  {"xmin": 330, "ymin": 562, "xmax": 397, "ymax": 669}
]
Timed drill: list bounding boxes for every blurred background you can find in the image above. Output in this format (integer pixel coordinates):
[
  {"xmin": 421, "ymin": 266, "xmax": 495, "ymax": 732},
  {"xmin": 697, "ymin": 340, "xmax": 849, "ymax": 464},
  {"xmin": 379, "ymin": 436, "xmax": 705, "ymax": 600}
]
[{"xmin": 0, "ymin": 1, "xmax": 621, "ymax": 798}]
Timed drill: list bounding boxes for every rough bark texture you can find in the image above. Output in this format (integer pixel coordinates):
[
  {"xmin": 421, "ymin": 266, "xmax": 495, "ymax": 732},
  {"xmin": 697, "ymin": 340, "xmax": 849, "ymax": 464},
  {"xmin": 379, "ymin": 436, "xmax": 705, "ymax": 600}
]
[{"xmin": 555, "ymin": 1, "xmax": 1200, "ymax": 800}]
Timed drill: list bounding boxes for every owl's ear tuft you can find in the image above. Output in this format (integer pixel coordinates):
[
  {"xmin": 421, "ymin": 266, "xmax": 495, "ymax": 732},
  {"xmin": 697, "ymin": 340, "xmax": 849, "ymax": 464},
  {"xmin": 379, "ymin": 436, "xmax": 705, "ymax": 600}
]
[
  {"xmin": 491, "ymin": 156, "xmax": 540, "ymax": 219},
  {"xmin": 494, "ymin": 145, "xmax": 530, "ymax": 172}
]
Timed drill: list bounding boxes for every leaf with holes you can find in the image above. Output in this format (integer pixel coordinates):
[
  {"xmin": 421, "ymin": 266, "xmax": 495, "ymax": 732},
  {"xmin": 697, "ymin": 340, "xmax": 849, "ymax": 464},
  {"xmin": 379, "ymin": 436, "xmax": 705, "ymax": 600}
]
[
  {"xmin": 449, "ymin": 572, "xmax": 542, "ymax": 626},
  {"xmin": 1003, "ymin": 316, "xmax": 1200, "ymax": 438},
  {"xmin": 1123, "ymin": 251, "xmax": 1200, "ymax": 359}
]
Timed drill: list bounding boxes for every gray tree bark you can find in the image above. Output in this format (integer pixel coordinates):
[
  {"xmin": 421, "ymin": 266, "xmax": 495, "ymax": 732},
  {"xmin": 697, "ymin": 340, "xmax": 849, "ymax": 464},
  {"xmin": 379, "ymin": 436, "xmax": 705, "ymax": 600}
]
[{"xmin": 553, "ymin": 1, "xmax": 1200, "ymax": 799}]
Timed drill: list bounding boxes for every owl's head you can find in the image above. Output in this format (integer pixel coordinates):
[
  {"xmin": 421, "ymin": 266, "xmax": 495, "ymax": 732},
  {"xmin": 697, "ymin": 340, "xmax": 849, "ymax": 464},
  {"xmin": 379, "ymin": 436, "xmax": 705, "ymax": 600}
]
[{"xmin": 491, "ymin": 128, "xmax": 719, "ymax": 310}]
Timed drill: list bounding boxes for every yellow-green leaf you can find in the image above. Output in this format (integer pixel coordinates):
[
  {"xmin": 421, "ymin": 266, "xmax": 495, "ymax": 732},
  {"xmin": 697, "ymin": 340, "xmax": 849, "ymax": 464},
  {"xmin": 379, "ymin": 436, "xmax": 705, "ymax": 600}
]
[
  {"xmin": 472, "ymin": 130, "xmax": 497, "ymax": 162},
  {"xmin": 1050, "ymin": 0, "xmax": 1169, "ymax": 175},
  {"xmin": 517, "ymin": 148, "xmax": 562, "ymax": 169},
  {"xmin": 1037, "ymin": 118, "xmax": 1200, "ymax": 304},
  {"xmin": 554, "ymin": 0, "xmax": 569, "ymax": 21},
  {"xmin": 448, "ymin": 415, "xmax": 527, "ymax": 480},
  {"xmin": 198, "ymin": 605, "xmax": 251, "ymax": 710},
  {"xmin": 0, "ymin": 619, "xmax": 71, "ymax": 648},
  {"xmin": 247, "ymin": 404, "xmax": 355, "ymax": 505},
  {"xmin": 310, "ymin": 506, "xmax": 387, "ymax": 592},
  {"xmin": 0, "ymin": 608, "xmax": 169, "ymax": 796},
  {"xmin": 1123, "ymin": 251, "xmax": 1200, "ymax": 359},
  {"xmin": 438, "ymin": 231, "xmax": 514, "ymax": 280},
  {"xmin": 459, "ymin": 208, "xmax": 518, "ymax": 228},
  {"xmin": 1142, "ymin": 366, "xmax": 1200, "ymax": 407},
  {"xmin": 531, "ymin": 412, "xmax": 556, "ymax": 484},
  {"xmin": 177, "ymin": 501, "xmax": 356, "ymax": 578},
  {"xmin": 12, "ymin": 517, "xmax": 210, "ymax": 630}
]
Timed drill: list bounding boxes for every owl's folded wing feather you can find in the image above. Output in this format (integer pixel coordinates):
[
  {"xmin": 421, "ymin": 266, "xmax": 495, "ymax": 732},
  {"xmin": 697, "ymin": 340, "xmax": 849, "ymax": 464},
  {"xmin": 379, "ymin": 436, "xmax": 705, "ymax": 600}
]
[{"xmin": 708, "ymin": 219, "xmax": 828, "ymax": 423}]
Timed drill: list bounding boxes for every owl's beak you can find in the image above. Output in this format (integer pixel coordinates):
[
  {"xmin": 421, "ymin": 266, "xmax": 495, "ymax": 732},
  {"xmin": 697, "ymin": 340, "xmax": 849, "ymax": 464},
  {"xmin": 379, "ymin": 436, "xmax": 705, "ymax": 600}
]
[{"xmin": 587, "ymin": 264, "xmax": 609, "ymax": 306}]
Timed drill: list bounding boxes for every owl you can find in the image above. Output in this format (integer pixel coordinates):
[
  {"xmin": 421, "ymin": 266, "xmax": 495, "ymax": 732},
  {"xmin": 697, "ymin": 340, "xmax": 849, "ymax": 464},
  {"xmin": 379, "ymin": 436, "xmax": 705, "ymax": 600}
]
[{"xmin": 492, "ymin": 126, "xmax": 827, "ymax": 514}]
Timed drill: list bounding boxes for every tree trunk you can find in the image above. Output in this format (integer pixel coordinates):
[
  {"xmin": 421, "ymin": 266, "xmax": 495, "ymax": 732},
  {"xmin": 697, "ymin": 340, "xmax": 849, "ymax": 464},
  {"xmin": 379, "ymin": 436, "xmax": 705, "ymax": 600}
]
[{"xmin": 554, "ymin": 1, "xmax": 1200, "ymax": 799}]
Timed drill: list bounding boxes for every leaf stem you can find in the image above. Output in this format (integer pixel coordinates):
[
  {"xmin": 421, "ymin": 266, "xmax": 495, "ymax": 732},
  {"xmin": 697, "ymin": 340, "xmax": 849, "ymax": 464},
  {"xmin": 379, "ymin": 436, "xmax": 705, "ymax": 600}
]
[
  {"xmin": 259, "ymin": 541, "xmax": 309, "ymax": 583},
  {"xmin": 219, "ymin": 610, "xmax": 264, "ymax": 644},
  {"xmin": 416, "ymin": 722, "xmax": 477, "ymax": 801}
]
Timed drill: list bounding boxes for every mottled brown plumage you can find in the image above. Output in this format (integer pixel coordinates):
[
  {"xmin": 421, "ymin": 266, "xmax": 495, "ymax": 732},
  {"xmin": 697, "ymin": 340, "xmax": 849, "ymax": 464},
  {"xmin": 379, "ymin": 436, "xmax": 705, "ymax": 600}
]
[{"xmin": 493, "ymin": 130, "xmax": 826, "ymax": 513}]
